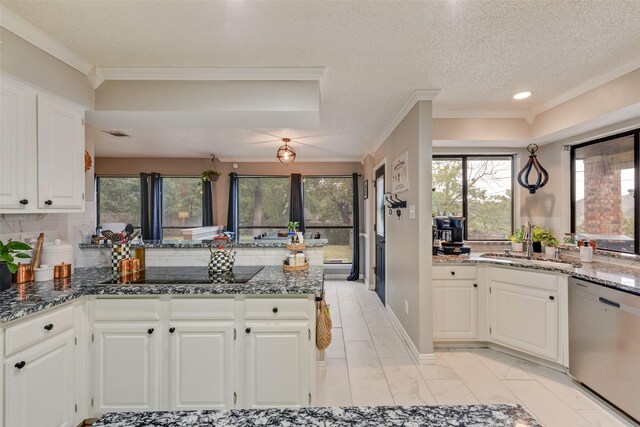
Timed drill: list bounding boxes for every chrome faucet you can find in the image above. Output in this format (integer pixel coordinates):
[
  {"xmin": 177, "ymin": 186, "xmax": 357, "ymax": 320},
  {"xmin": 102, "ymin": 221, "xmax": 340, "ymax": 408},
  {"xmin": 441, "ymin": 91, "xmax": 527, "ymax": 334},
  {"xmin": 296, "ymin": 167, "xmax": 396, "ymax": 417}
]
[{"xmin": 523, "ymin": 221, "xmax": 533, "ymax": 259}]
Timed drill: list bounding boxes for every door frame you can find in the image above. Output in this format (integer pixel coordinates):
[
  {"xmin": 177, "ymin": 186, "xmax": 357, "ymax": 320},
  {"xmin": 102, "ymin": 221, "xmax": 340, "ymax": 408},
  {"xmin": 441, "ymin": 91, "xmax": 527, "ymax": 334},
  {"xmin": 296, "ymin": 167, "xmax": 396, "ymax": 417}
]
[{"xmin": 373, "ymin": 158, "xmax": 387, "ymax": 306}]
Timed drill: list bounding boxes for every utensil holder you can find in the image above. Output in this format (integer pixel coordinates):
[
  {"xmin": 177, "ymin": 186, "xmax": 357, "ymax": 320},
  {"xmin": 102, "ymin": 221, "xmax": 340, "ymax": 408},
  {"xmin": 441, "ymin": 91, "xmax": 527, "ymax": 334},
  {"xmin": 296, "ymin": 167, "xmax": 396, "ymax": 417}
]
[{"xmin": 111, "ymin": 242, "xmax": 131, "ymax": 272}]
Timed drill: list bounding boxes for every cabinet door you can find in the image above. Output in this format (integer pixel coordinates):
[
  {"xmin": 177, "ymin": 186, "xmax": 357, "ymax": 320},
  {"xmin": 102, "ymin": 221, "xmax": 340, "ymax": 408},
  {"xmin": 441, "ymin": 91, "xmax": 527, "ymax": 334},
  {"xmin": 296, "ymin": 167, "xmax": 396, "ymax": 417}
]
[
  {"xmin": 244, "ymin": 322, "xmax": 309, "ymax": 408},
  {"xmin": 4, "ymin": 331, "xmax": 75, "ymax": 427},
  {"xmin": 92, "ymin": 322, "xmax": 161, "ymax": 413},
  {"xmin": 169, "ymin": 321, "xmax": 234, "ymax": 410},
  {"xmin": 37, "ymin": 93, "xmax": 84, "ymax": 209},
  {"xmin": 433, "ymin": 281, "xmax": 478, "ymax": 339},
  {"xmin": 0, "ymin": 78, "xmax": 36, "ymax": 211},
  {"xmin": 489, "ymin": 281, "xmax": 558, "ymax": 361}
]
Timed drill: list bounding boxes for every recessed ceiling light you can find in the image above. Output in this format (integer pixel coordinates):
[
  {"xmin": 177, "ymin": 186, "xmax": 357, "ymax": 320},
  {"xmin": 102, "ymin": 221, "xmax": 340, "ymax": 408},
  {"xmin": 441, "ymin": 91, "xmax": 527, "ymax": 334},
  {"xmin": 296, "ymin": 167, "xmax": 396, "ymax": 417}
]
[{"xmin": 513, "ymin": 91, "xmax": 532, "ymax": 100}]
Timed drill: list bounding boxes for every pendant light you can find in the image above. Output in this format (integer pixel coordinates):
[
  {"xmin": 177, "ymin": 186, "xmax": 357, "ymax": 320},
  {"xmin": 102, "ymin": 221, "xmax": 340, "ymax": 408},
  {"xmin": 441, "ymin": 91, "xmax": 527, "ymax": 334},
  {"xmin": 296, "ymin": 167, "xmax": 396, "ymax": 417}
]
[
  {"xmin": 517, "ymin": 143, "xmax": 549, "ymax": 194},
  {"xmin": 277, "ymin": 138, "xmax": 296, "ymax": 166}
]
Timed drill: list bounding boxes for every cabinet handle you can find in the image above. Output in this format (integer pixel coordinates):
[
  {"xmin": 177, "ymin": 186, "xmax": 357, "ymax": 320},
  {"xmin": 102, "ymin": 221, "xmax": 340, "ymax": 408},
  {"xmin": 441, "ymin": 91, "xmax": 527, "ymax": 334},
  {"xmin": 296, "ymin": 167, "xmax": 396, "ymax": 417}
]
[
  {"xmin": 272, "ymin": 307, "xmax": 279, "ymax": 313},
  {"xmin": 245, "ymin": 328, "xmax": 251, "ymax": 334},
  {"xmin": 44, "ymin": 200, "xmax": 53, "ymax": 206},
  {"xmin": 169, "ymin": 327, "xmax": 175, "ymax": 334},
  {"xmin": 450, "ymin": 271, "xmax": 456, "ymax": 276},
  {"xmin": 473, "ymin": 284, "xmax": 478, "ymax": 288},
  {"xmin": 15, "ymin": 361, "xmax": 26, "ymax": 370},
  {"xmin": 147, "ymin": 328, "xmax": 154, "ymax": 335},
  {"xmin": 43, "ymin": 323, "xmax": 54, "ymax": 331},
  {"xmin": 19, "ymin": 199, "xmax": 28, "ymax": 205},
  {"xmin": 549, "ymin": 296, "xmax": 555, "ymax": 301}
]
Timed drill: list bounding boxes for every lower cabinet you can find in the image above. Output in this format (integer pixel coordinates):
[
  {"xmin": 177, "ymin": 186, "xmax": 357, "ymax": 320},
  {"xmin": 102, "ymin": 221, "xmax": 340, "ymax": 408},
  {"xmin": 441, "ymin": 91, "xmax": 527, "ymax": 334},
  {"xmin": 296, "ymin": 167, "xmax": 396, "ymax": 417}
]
[
  {"xmin": 433, "ymin": 281, "xmax": 478, "ymax": 340},
  {"xmin": 4, "ymin": 330, "xmax": 75, "ymax": 427},
  {"xmin": 92, "ymin": 322, "xmax": 161, "ymax": 413},
  {"xmin": 244, "ymin": 322, "xmax": 310, "ymax": 408},
  {"xmin": 489, "ymin": 281, "xmax": 559, "ymax": 361},
  {"xmin": 169, "ymin": 321, "xmax": 234, "ymax": 410}
]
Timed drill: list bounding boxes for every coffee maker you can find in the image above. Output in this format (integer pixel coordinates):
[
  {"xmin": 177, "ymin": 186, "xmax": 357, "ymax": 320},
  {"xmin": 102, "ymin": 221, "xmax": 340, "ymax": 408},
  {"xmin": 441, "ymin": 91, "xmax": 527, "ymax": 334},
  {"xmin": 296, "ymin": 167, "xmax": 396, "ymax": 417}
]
[{"xmin": 433, "ymin": 216, "xmax": 471, "ymax": 255}]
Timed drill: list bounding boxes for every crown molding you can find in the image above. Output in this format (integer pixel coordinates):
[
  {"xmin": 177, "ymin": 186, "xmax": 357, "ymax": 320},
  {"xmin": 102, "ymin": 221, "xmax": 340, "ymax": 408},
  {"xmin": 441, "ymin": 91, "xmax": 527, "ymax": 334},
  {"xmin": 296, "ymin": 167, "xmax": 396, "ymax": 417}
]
[
  {"xmin": 216, "ymin": 156, "xmax": 362, "ymax": 163},
  {"xmin": 0, "ymin": 5, "xmax": 93, "ymax": 75},
  {"xmin": 370, "ymin": 89, "xmax": 441, "ymax": 155},
  {"xmin": 432, "ymin": 109, "xmax": 529, "ymax": 119}
]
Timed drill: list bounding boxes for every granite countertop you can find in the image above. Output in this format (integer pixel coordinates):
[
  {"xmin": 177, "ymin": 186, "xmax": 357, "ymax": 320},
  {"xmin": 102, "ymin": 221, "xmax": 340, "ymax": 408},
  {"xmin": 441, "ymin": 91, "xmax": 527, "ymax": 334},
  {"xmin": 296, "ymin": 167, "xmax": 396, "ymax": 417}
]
[
  {"xmin": 434, "ymin": 253, "xmax": 640, "ymax": 296},
  {"xmin": 93, "ymin": 404, "xmax": 540, "ymax": 427},
  {"xmin": 0, "ymin": 266, "xmax": 324, "ymax": 325},
  {"xmin": 79, "ymin": 239, "xmax": 327, "ymax": 249}
]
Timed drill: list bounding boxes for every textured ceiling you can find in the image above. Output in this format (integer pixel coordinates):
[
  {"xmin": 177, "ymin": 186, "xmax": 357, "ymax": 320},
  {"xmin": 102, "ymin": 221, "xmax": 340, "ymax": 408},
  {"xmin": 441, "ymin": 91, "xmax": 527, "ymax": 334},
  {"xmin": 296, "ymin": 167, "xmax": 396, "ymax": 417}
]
[{"xmin": 3, "ymin": 0, "xmax": 640, "ymax": 159}]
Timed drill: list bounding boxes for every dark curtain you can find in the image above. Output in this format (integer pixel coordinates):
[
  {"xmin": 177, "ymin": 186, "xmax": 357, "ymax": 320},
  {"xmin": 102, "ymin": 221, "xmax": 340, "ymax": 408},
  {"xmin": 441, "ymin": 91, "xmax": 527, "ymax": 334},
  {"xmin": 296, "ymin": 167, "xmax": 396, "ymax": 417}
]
[
  {"xmin": 140, "ymin": 173, "xmax": 151, "ymax": 240},
  {"xmin": 289, "ymin": 173, "xmax": 305, "ymax": 232},
  {"xmin": 347, "ymin": 173, "xmax": 360, "ymax": 281},
  {"xmin": 202, "ymin": 179, "xmax": 214, "ymax": 226},
  {"xmin": 149, "ymin": 173, "xmax": 163, "ymax": 241},
  {"xmin": 226, "ymin": 173, "xmax": 239, "ymax": 237}
]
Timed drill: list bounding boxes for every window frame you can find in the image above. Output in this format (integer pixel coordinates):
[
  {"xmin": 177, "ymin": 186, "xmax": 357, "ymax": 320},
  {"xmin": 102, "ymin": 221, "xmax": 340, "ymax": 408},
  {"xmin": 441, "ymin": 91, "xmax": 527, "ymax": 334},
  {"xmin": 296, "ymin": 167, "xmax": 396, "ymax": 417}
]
[
  {"xmin": 570, "ymin": 128, "xmax": 640, "ymax": 255},
  {"xmin": 160, "ymin": 175, "xmax": 205, "ymax": 236},
  {"xmin": 433, "ymin": 154, "xmax": 515, "ymax": 241},
  {"xmin": 96, "ymin": 175, "xmax": 142, "ymax": 229},
  {"xmin": 237, "ymin": 175, "xmax": 291, "ymax": 234}
]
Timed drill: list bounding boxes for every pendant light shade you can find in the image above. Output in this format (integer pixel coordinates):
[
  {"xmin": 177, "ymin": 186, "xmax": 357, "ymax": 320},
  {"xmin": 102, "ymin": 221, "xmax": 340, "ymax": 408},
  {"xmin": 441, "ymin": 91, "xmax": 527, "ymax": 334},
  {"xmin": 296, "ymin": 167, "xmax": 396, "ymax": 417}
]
[
  {"xmin": 517, "ymin": 144, "xmax": 549, "ymax": 194},
  {"xmin": 277, "ymin": 138, "xmax": 296, "ymax": 166}
]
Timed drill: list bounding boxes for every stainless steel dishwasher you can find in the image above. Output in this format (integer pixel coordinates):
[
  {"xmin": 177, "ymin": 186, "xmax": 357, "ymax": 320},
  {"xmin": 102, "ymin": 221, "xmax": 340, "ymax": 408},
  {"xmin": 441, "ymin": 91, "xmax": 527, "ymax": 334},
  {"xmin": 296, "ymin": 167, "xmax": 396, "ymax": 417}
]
[{"xmin": 569, "ymin": 277, "xmax": 640, "ymax": 422}]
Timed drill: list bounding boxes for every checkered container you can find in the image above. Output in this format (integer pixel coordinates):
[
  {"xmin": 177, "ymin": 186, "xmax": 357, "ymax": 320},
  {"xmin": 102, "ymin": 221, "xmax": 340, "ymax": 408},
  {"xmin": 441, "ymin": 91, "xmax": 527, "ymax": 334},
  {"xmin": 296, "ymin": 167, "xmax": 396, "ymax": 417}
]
[{"xmin": 111, "ymin": 242, "xmax": 132, "ymax": 272}]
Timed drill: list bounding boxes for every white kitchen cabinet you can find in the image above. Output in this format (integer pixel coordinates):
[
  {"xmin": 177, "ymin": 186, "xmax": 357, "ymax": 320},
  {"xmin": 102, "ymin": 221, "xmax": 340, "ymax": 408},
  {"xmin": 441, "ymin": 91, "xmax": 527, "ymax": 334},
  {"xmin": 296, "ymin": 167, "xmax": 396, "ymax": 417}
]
[
  {"xmin": 489, "ymin": 280, "xmax": 559, "ymax": 361},
  {"xmin": 433, "ymin": 280, "xmax": 478, "ymax": 340},
  {"xmin": 0, "ymin": 76, "xmax": 85, "ymax": 214},
  {"xmin": 92, "ymin": 322, "xmax": 161, "ymax": 413},
  {"xmin": 0, "ymin": 78, "xmax": 36, "ymax": 210},
  {"xmin": 243, "ymin": 322, "xmax": 310, "ymax": 409},
  {"xmin": 169, "ymin": 321, "xmax": 235, "ymax": 410},
  {"xmin": 36, "ymin": 93, "xmax": 85, "ymax": 210},
  {"xmin": 4, "ymin": 330, "xmax": 75, "ymax": 427}
]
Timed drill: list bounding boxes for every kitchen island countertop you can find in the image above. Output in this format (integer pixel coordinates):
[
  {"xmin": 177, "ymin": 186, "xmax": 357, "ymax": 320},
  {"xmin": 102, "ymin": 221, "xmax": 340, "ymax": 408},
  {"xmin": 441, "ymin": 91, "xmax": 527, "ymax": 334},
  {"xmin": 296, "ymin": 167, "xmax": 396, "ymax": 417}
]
[
  {"xmin": 0, "ymin": 265, "xmax": 324, "ymax": 325},
  {"xmin": 93, "ymin": 404, "xmax": 541, "ymax": 427}
]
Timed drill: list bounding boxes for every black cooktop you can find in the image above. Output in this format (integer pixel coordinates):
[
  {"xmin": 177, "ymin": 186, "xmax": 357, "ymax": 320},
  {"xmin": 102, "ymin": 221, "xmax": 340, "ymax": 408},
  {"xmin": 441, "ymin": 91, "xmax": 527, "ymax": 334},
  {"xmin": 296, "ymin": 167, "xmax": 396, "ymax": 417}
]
[{"xmin": 100, "ymin": 266, "xmax": 264, "ymax": 285}]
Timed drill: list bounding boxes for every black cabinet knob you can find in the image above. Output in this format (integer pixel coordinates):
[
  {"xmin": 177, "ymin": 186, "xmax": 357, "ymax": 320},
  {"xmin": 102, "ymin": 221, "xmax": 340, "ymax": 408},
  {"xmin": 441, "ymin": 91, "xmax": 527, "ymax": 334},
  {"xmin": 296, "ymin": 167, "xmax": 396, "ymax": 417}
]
[
  {"xmin": 19, "ymin": 199, "xmax": 28, "ymax": 205},
  {"xmin": 473, "ymin": 284, "xmax": 478, "ymax": 288},
  {"xmin": 549, "ymin": 296, "xmax": 555, "ymax": 301},
  {"xmin": 245, "ymin": 328, "xmax": 251, "ymax": 334},
  {"xmin": 272, "ymin": 307, "xmax": 278, "ymax": 313},
  {"xmin": 44, "ymin": 200, "xmax": 53, "ymax": 206},
  {"xmin": 147, "ymin": 328, "xmax": 154, "ymax": 335},
  {"xmin": 169, "ymin": 327, "xmax": 175, "ymax": 334},
  {"xmin": 43, "ymin": 324, "xmax": 54, "ymax": 331},
  {"xmin": 450, "ymin": 271, "xmax": 456, "ymax": 276},
  {"xmin": 15, "ymin": 361, "xmax": 26, "ymax": 369}
]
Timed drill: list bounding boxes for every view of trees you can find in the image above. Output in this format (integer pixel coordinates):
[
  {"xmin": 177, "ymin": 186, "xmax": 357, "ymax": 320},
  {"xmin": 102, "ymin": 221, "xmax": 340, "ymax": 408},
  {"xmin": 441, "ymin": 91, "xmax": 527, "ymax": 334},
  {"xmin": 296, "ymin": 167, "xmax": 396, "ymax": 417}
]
[
  {"xmin": 238, "ymin": 177, "xmax": 290, "ymax": 234},
  {"xmin": 98, "ymin": 177, "xmax": 141, "ymax": 226},
  {"xmin": 162, "ymin": 177, "xmax": 203, "ymax": 238},
  {"xmin": 433, "ymin": 158, "xmax": 513, "ymax": 240}
]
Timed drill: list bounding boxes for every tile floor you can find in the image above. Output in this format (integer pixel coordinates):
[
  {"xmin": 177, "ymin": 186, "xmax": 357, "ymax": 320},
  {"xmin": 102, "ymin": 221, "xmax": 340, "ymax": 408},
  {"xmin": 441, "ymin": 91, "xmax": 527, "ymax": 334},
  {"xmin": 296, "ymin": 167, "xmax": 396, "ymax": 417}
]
[{"xmin": 315, "ymin": 280, "xmax": 637, "ymax": 427}]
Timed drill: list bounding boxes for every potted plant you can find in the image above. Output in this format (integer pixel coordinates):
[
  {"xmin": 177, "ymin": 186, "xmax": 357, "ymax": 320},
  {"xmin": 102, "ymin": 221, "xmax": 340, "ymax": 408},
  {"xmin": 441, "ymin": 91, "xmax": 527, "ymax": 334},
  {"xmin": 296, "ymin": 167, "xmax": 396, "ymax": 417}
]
[
  {"xmin": 0, "ymin": 239, "xmax": 32, "ymax": 290},
  {"xmin": 287, "ymin": 221, "xmax": 299, "ymax": 233},
  {"xmin": 541, "ymin": 231, "xmax": 559, "ymax": 257},
  {"xmin": 509, "ymin": 226, "xmax": 525, "ymax": 252},
  {"xmin": 531, "ymin": 227, "xmax": 546, "ymax": 253},
  {"xmin": 201, "ymin": 154, "xmax": 221, "ymax": 182}
]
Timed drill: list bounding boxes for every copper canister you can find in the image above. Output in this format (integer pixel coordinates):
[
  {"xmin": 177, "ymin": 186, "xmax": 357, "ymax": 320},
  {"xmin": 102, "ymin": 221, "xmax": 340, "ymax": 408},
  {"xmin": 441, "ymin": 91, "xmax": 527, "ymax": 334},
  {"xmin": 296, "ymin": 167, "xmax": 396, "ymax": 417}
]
[
  {"xmin": 54, "ymin": 263, "xmax": 72, "ymax": 279},
  {"xmin": 13, "ymin": 264, "xmax": 33, "ymax": 284},
  {"xmin": 119, "ymin": 259, "xmax": 134, "ymax": 283}
]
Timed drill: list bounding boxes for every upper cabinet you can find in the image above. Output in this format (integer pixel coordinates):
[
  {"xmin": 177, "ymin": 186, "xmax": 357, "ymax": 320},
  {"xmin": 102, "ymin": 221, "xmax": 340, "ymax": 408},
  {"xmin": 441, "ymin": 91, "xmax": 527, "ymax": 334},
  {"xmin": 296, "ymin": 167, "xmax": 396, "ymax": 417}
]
[{"xmin": 0, "ymin": 77, "xmax": 85, "ymax": 213}]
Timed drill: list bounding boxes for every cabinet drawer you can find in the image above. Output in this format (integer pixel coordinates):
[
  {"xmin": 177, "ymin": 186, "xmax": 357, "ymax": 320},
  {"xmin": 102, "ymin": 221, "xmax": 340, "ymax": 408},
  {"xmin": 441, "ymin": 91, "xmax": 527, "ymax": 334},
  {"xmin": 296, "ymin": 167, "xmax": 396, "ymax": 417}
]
[
  {"xmin": 5, "ymin": 305, "xmax": 73, "ymax": 356},
  {"xmin": 432, "ymin": 265, "xmax": 477, "ymax": 280},
  {"xmin": 244, "ymin": 298, "xmax": 309, "ymax": 320},
  {"xmin": 93, "ymin": 298, "xmax": 160, "ymax": 321},
  {"xmin": 169, "ymin": 298, "xmax": 235, "ymax": 320},
  {"xmin": 490, "ymin": 267, "xmax": 558, "ymax": 291}
]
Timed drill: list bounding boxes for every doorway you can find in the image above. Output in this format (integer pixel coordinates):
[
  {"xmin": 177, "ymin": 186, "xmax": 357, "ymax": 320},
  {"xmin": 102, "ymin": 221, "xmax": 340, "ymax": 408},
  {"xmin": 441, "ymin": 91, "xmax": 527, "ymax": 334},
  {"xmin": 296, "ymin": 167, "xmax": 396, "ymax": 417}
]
[{"xmin": 375, "ymin": 164, "xmax": 386, "ymax": 305}]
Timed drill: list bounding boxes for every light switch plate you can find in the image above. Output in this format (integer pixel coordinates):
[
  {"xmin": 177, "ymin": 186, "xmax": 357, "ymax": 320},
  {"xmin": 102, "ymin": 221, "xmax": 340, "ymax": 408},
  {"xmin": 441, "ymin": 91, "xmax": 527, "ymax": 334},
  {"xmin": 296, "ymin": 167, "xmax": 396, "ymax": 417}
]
[{"xmin": 409, "ymin": 205, "xmax": 416, "ymax": 219}]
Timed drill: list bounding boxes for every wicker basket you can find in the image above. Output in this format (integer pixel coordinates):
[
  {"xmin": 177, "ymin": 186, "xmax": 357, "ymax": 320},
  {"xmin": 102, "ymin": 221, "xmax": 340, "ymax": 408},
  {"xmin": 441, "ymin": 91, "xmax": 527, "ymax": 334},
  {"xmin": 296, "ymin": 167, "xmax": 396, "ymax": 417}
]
[
  {"xmin": 283, "ymin": 262, "xmax": 309, "ymax": 272},
  {"xmin": 285, "ymin": 243, "xmax": 306, "ymax": 251}
]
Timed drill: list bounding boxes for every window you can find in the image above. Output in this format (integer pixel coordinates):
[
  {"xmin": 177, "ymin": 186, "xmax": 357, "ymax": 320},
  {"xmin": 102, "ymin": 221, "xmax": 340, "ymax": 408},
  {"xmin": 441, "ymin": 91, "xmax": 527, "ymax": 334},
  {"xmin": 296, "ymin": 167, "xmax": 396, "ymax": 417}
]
[
  {"xmin": 304, "ymin": 176, "xmax": 353, "ymax": 263},
  {"xmin": 571, "ymin": 130, "xmax": 639, "ymax": 254},
  {"xmin": 97, "ymin": 177, "xmax": 141, "ymax": 227},
  {"xmin": 238, "ymin": 176, "xmax": 290, "ymax": 238},
  {"xmin": 432, "ymin": 155, "xmax": 514, "ymax": 240},
  {"xmin": 162, "ymin": 177, "xmax": 203, "ymax": 239}
]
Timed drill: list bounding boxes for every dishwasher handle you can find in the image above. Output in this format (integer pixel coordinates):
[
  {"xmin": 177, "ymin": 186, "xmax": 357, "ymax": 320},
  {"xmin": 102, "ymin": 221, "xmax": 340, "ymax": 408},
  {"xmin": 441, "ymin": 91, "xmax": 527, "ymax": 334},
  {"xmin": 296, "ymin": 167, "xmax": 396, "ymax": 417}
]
[{"xmin": 599, "ymin": 297, "xmax": 621, "ymax": 309}]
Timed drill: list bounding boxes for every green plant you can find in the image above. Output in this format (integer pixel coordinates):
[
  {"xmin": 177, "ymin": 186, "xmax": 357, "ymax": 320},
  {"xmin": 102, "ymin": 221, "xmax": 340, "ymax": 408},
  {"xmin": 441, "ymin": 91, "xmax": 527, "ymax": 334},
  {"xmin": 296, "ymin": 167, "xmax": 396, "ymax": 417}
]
[
  {"xmin": 201, "ymin": 169, "xmax": 221, "ymax": 181},
  {"xmin": 532, "ymin": 227, "xmax": 558, "ymax": 247},
  {"xmin": 509, "ymin": 226, "xmax": 525, "ymax": 243},
  {"xmin": 0, "ymin": 239, "xmax": 32, "ymax": 274},
  {"xmin": 287, "ymin": 221, "xmax": 300, "ymax": 232}
]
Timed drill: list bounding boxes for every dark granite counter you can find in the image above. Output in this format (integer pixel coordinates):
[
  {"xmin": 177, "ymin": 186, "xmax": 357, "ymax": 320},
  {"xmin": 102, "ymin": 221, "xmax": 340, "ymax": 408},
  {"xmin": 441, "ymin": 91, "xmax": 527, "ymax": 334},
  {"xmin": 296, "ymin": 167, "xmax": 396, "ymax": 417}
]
[
  {"xmin": 79, "ymin": 239, "xmax": 327, "ymax": 249},
  {"xmin": 0, "ymin": 265, "xmax": 324, "ymax": 325},
  {"xmin": 93, "ymin": 404, "xmax": 540, "ymax": 427},
  {"xmin": 434, "ymin": 253, "xmax": 640, "ymax": 297}
]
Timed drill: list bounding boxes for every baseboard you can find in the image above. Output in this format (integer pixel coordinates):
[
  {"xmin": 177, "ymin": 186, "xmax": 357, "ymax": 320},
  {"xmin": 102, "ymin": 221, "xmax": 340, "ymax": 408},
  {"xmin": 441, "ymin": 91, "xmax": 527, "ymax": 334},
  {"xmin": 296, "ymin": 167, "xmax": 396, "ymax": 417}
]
[
  {"xmin": 385, "ymin": 305, "xmax": 435, "ymax": 365},
  {"xmin": 364, "ymin": 276, "xmax": 373, "ymax": 290}
]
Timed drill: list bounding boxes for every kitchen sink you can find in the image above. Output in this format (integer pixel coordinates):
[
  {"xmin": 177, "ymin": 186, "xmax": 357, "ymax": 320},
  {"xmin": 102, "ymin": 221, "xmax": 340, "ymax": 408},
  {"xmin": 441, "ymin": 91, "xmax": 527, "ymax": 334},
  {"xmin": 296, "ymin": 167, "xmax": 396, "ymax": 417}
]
[{"xmin": 480, "ymin": 252, "xmax": 581, "ymax": 270}]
